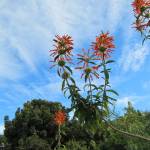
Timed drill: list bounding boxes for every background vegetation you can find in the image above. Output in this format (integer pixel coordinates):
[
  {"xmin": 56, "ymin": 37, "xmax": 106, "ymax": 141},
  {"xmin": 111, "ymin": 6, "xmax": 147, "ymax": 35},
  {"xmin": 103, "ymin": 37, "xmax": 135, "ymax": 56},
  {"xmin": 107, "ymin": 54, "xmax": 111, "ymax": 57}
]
[{"xmin": 0, "ymin": 99, "xmax": 150, "ymax": 150}]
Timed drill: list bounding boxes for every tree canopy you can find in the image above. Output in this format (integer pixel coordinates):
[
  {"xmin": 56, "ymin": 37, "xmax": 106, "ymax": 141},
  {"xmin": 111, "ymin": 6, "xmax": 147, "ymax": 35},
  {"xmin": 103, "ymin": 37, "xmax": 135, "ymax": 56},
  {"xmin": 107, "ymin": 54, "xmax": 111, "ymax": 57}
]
[{"xmin": 3, "ymin": 99, "xmax": 150, "ymax": 150}]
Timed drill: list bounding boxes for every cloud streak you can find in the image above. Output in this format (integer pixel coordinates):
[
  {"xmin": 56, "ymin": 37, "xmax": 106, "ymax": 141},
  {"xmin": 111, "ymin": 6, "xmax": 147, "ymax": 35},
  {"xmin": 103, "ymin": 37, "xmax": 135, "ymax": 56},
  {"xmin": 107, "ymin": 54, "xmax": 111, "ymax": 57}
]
[
  {"xmin": 119, "ymin": 44, "xmax": 150, "ymax": 72},
  {"xmin": 0, "ymin": 125, "xmax": 4, "ymax": 135}
]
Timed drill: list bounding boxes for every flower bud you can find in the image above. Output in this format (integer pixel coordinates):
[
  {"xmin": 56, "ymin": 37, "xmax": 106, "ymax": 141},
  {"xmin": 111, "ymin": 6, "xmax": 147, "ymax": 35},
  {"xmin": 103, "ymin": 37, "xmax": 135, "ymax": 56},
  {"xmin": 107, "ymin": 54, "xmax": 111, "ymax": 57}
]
[
  {"xmin": 84, "ymin": 68, "xmax": 92, "ymax": 74},
  {"xmin": 99, "ymin": 47, "xmax": 106, "ymax": 53},
  {"xmin": 58, "ymin": 49, "xmax": 66, "ymax": 55},
  {"xmin": 140, "ymin": 6, "xmax": 146, "ymax": 13},
  {"xmin": 62, "ymin": 71, "xmax": 70, "ymax": 79},
  {"xmin": 58, "ymin": 60, "xmax": 65, "ymax": 67}
]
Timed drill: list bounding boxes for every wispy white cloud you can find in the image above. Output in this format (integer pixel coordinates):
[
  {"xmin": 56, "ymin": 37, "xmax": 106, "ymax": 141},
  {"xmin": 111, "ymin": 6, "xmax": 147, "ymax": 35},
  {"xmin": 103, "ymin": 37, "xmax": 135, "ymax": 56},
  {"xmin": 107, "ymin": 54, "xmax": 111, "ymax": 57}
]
[
  {"xmin": 105, "ymin": 0, "xmax": 132, "ymax": 33},
  {"xmin": 0, "ymin": 0, "xmax": 134, "ymax": 87},
  {"xmin": 0, "ymin": 48, "xmax": 23, "ymax": 80},
  {"xmin": 0, "ymin": 125, "xmax": 4, "ymax": 135},
  {"xmin": 0, "ymin": 0, "xmax": 134, "ymax": 82},
  {"xmin": 1, "ymin": 0, "xmax": 149, "ymax": 125},
  {"xmin": 143, "ymin": 80, "xmax": 150, "ymax": 90},
  {"xmin": 117, "ymin": 96, "xmax": 135, "ymax": 107},
  {"xmin": 116, "ymin": 95, "xmax": 150, "ymax": 110},
  {"xmin": 119, "ymin": 44, "xmax": 150, "ymax": 72}
]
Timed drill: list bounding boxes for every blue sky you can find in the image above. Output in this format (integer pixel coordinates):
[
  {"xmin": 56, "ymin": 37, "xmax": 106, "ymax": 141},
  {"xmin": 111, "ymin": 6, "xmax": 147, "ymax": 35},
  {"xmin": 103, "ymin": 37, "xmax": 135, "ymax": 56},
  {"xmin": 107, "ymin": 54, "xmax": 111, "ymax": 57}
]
[{"xmin": 0, "ymin": 0, "xmax": 150, "ymax": 134}]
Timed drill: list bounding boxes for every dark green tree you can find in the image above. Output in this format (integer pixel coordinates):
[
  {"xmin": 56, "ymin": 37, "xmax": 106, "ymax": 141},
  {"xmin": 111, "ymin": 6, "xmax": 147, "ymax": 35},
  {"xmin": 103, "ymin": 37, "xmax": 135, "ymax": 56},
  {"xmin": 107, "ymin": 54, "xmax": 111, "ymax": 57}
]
[
  {"xmin": 4, "ymin": 99, "xmax": 67, "ymax": 150},
  {"xmin": 104, "ymin": 102, "xmax": 150, "ymax": 150}
]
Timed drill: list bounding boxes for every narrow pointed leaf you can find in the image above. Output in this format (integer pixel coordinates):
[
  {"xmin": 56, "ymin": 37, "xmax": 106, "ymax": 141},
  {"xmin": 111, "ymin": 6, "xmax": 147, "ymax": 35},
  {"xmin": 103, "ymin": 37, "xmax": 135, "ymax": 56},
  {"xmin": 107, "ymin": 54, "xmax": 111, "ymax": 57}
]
[{"xmin": 107, "ymin": 89, "xmax": 119, "ymax": 96}]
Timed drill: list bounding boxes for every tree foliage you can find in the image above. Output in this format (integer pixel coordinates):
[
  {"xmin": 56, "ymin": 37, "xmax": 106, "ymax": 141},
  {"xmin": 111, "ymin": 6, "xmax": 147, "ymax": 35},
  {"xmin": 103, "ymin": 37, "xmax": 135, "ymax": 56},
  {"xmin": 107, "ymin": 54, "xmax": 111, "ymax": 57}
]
[
  {"xmin": 4, "ymin": 99, "xmax": 67, "ymax": 150},
  {"xmin": 3, "ymin": 99, "xmax": 150, "ymax": 150}
]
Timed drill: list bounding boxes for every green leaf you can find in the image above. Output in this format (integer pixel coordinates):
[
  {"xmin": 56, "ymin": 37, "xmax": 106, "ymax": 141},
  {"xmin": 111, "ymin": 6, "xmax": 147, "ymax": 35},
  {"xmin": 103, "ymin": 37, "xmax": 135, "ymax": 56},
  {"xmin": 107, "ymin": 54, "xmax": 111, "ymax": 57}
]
[
  {"xmin": 107, "ymin": 96, "xmax": 117, "ymax": 101},
  {"xmin": 104, "ymin": 69, "xmax": 109, "ymax": 80},
  {"xmin": 96, "ymin": 91, "xmax": 103, "ymax": 96},
  {"xmin": 95, "ymin": 101, "xmax": 103, "ymax": 106},
  {"xmin": 98, "ymin": 85, "xmax": 104, "ymax": 91},
  {"xmin": 89, "ymin": 61, "xmax": 96, "ymax": 65},
  {"xmin": 97, "ymin": 64, "xmax": 103, "ymax": 68},
  {"xmin": 83, "ymin": 84, "xmax": 89, "ymax": 90},
  {"xmin": 65, "ymin": 66, "xmax": 72, "ymax": 74},
  {"xmin": 107, "ymin": 89, "xmax": 119, "ymax": 96},
  {"xmin": 86, "ymin": 95, "xmax": 91, "ymax": 101},
  {"xmin": 103, "ymin": 101, "xmax": 108, "ymax": 110},
  {"xmin": 54, "ymin": 55, "xmax": 59, "ymax": 61},
  {"xmin": 90, "ymin": 84, "xmax": 98, "ymax": 90},
  {"xmin": 77, "ymin": 57, "xmax": 85, "ymax": 61},
  {"xmin": 107, "ymin": 100, "xmax": 113, "ymax": 105},
  {"xmin": 142, "ymin": 38, "xmax": 146, "ymax": 45},
  {"xmin": 61, "ymin": 80, "xmax": 65, "ymax": 91},
  {"xmin": 85, "ymin": 74, "xmax": 89, "ymax": 82},
  {"xmin": 103, "ymin": 92, "xmax": 108, "ymax": 101},
  {"xmin": 84, "ymin": 84, "xmax": 98, "ymax": 90},
  {"xmin": 63, "ymin": 89, "xmax": 68, "ymax": 97},
  {"xmin": 70, "ymin": 77, "xmax": 75, "ymax": 84},
  {"xmin": 101, "ymin": 68, "xmax": 111, "ymax": 73},
  {"xmin": 57, "ymin": 69, "xmax": 61, "ymax": 77},
  {"xmin": 68, "ymin": 94, "xmax": 72, "ymax": 99},
  {"xmin": 106, "ymin": 60, "xmax": 115, "ymax": 64}
]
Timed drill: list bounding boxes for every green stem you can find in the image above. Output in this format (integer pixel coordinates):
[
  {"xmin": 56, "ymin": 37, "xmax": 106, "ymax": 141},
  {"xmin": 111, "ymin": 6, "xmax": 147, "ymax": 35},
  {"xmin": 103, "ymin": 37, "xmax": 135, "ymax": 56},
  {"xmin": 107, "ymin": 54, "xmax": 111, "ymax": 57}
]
[
  {"xmin": 66, "ymin": 78, "xmax": 76, "ymax": 104},
  {"xmin": 88, "ymin": 77, "xmax": 93, "ymax": 102},
  {"xmin": 102, "ymin": 55, "xmax": 107, "ymax": 92},
  {"xmin": 102, "ymin": 54, "xmax": 108, "ymax": 112},
  {"xmin": 58, "ymin": 124, "xmax": 61, "ymax": 149}
]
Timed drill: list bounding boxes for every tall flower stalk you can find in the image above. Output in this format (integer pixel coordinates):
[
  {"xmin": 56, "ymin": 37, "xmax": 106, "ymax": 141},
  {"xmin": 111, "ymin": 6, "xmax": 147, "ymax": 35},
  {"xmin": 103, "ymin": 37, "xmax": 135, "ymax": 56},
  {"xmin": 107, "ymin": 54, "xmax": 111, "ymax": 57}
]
[
  {"xmin": 50, "ymin": 32, "xmax": 117, "ymax": 130},
  {"xmin": 92, "ymin": 32, "xmax": 116, "ymax": 116},
  {"xmin": 54, "ymin": 110, "xmax": 66, "ymax": 149}
]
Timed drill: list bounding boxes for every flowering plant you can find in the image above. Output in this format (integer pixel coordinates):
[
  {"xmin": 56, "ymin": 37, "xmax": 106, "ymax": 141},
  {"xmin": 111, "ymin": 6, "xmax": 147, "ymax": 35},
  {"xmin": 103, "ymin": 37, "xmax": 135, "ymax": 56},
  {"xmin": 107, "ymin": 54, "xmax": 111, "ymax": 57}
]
[
  {"xmin": 54, "ymin": 110, "xmax": 66, "ymax": 126},
  {"xmin": 49, "ymin": 32, "xmax": 150, "ymax": 142},
  {"xmin": 54, "ymin": 110, "xmax": 66, "ymax": 149},
  {"xmin": 50, "ymin": 32, "xmax": 118, "ymax": 131},
  {"xmin": 132, "ymin": 0, "xmax": 150, "ymax": 43}
]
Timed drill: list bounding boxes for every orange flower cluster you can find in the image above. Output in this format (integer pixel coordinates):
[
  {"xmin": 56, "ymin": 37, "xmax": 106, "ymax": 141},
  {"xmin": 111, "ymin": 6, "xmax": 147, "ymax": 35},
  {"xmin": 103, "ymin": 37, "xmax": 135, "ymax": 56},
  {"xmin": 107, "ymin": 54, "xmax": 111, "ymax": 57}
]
[
  {"xmin": 132, "ymin": 0, "xmax": 150, "ymax": 37},
  {"xmin": 54, "ymin": 110, "xmax": 66, "ymax": 125},
  {"xmin": 134, "ymin": 20, "xmax": 150, "ymax": 31},
  {"xmin": 76, "ymin": 49, "xmax": 95, "ymax": 68},
  {"xmin": 92, "ymin": 32, "xmax": 115, "ymax": 60},
  {"xmin": 132, "ymin": 0, "xmax": 150, "ymax": 14},
  {"xmin": 76, "ymin": 48, "xmax": 100, "ymax": 80},
  {"xmin": 50, "ymin": 35, "xmax": 73, "ymax": 62}
]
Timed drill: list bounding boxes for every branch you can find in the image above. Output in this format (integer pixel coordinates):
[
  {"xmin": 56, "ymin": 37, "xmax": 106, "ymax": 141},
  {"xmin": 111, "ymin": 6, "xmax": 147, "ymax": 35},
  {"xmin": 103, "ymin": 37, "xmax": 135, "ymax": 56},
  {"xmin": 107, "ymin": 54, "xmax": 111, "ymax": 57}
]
[{"xmin": 106, "ymin": 121, "xmax": 150, "ymax": 142}]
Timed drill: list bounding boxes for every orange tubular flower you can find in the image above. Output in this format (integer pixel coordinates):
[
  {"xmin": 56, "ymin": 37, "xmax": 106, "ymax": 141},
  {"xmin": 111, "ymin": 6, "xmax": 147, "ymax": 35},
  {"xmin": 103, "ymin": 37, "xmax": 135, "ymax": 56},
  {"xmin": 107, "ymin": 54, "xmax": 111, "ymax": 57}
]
[
  {"xmin": 50, "ymin": 35, "xmax": 73, "ymax": 62},
  {"xmin": 54, "ymin": 110, "xmax": 66, "ymax": 126},
  {"xmin": 132, "ymin": 0, "xmax": 150, "ymax": 15},
  {"xmin": 76, "ymin": 48, "xmax": 97, "ymax": 68},
  {"xmin": 76, "ymin": 49, "xmax": 100, "ymax": 80},
  {"xmin": 78, "ymin": 66, "xmax": 100, "ymax": 81},
  {"xmin": 92, "ymin": 32, "xmax": 115, "ymax": 60},
  {"xmin": 75, "ymin": 66, "xmax": 99, "ymax": 81}
]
